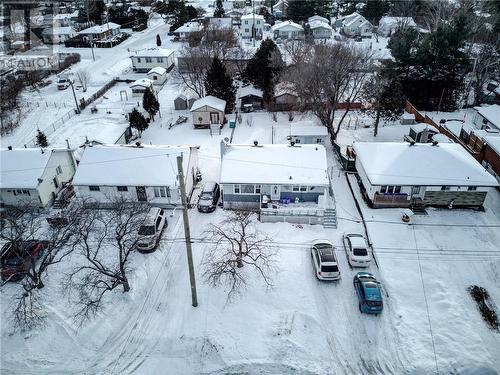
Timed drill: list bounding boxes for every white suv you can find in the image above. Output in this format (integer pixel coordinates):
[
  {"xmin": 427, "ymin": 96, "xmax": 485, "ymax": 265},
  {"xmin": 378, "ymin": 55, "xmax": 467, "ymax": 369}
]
[
  {"xmin": 137, "ymin": 207, "xmax": 167, "ymax": 253},
  {"xmin": 343, "ymin": 233, "xmax": 371, "ymax": 267},
  {"xmin": 311, "ymin": 240, "xmax": 341, "ymax": 281}
]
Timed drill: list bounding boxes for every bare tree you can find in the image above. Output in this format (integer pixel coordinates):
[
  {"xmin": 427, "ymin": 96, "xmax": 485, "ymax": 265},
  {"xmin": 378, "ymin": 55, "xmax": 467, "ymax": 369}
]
[
  {"xmin": 202, "ymin": 211, "xmax": 276, "ymax": 302},
  {"xmin": 286, "ymin": 43, "xmax": 372, "ymax": 144},
  {"xmin": 76, "ymin": 69, "xmax": 90, "ymax": 92},
  {"xmin": 65, "ymin": 199, "xmax": 149, "ymax": 323},
  {"xmin": 282, "ymin": 39, "xmax": 312, "ymax": 65},
  {"xmin": 469, "ymin": 38, "xmax": 500, "ymax": 105},
  {"xmin": 419, "ymin": 0, "xmax": 457, "ymax": 32}
]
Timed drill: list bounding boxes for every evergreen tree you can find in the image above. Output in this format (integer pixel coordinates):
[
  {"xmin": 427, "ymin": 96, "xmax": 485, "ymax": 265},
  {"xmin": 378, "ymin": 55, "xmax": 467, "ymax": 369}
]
[
  {"xmin": 143, "ymin": 88, "xmax": 160, "ymax": 120},
  {"xmin": 129, "ymin": 108, "xmax": 148, "ymax": 136},
  {"xmin": 36, "ymin": 129, "xmax": 48, "ymax": 147},
  {"xmin": 362, "ymin": 0, "xmax": 389, "ymax": 24},
  {"xmin": 214, "ymin": 0, "xmax": 225, "ymax": 18},
  {"xmin": 243, "ymin": 38, "xmax": 283, "ymax": 103},
  {"xmin": 287, "ymin": 0, "xmax": 318, "ymax": 22},
  {"xmin": 204, "ymin": 57, "xmax": 236, "ymax": 113},
  {"xmin": 304, "ymin": 23, "xmax": 314, "ymax": 43},
  {"xmin": 156, "ymin": 34, "xmax": 162, "ymax": 46}
]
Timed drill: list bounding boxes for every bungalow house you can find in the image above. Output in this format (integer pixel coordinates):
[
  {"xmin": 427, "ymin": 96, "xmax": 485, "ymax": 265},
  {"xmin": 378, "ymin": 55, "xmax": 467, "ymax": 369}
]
[
  {"xmin": 174, "ymin": 21, "xmax": 202, "ymax": 40},
  {"xmin": 226, "ymin": 9, "xmax": 243, "ymax": 25},
  {"xmin": 404, "ymin": 123, "xmax": 439, "ymax": 143},
  {"xmin": 308, "ymin": 19, "xmax": 332, "ymax": 39},
  {"xmin": 378, "ymin": 16, "xmax": 417, "ymax": 37},
  {"xmin": 174, "ymin": 95, "xmax": 188, "ymax": 110},
  {"xmin": 354, "ymin": 142, "xmax": 498, "ymax": 209},
  {"xmin": 129, "ymin": 78, "xmax": 153, "ymax": 97},
  {"xmin": 272, "ymin": 20, "xmax": 304, "ymax": 40},
  {"xmin": 190, "ymin": 96, "xmax": 227, "ymax": 128},
  {"xmin": 78, "ymin": 22, "xmax": 121, "ymax": 42},
  {"xmin": 0, "ymin": 148, "xmax": 77, "ymax": 209},
  {"xmin": 146, "ymin": 67, "xmax": 167, "ymax": 85},
  {"xmin": 289, "ymin": 121, "xmax": 328, "ymax": 144},
  {"xmin": 240, "ymin": 13, "xmax": 264, "ymax": 39},
  {"xmin": 72, "ymin": 144, "xmax": 199, "ymax": 207},
  {"xmin": 341, "ymin": 12, "xmax": 372, "ymax": 37},
  {"xmin": 42, "ymin": 26, "xmax": 77, "ymax": 44},
  {"xmin": 308, "ymin": 15, "xmax": 330, "ymax": 25},
  {"xmin": 274, "ymin": 82, "xmax": 300, "ymax": 111},
  {"xmin": 473, "ymin": 104, "xmax": 500, "ymax": 131},
  {"xmin": 239, "ymin": 85, "xmax": 264, "ymax": 111},
  {"xmin": 130, "ymin": 48, "xmax": 175, "ymax": 73},
  {"xmin": 220, "ymin": 142, "xmax": 334, "ymax": 226}
]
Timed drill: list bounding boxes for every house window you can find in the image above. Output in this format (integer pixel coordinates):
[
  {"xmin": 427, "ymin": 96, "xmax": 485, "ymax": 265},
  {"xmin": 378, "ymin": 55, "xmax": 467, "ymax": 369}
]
[
  {"xmin": 117, "ymin": 186, "xmax": 128, "ymax": 192},
  {"xmin": 245, "ymin": 28, "xmax": 249, "ymax": 33},
  {"xmin": 257, "ymin": 20, "xmax": 260, "ymax": 25},
  {"xmin": 316, "ymin": 138, "xmax": 323, "ymax": 143},
  {"xmin": 146, "ymin": 57, "xmax": 152, "ymax": 63},
  {"xmin": 137, "ymin": 57, "xmax": 141, "ymax": 63},
  {"xmin": 468, "ymin": 186, "xmax": 477, "ymax": 191},
  {"xmin": 255, "ymin": 185, "xmax": 261, "ymax": 194},
  {"xmin": 300, "ymin": 186, "xmax": 307, "ymax": 192},
  {"xmin": 245, "ymin": 20, "xmax": 248, "ymax": 25},
  {"xmin": 242, "ymin": 184, "xmax": 255, "ymax": 194},
  {"xmin": 234, "ymin": 184, "xmax": 240, "ymax": 194},
  {"xmin": 14, "ymin": 189, "xmax": 30, "ymax": 196},
  {"xmin": 56, "ymin": 165, "xmax": 63, "ymax": 174},
  {"xmin": 380, "ymin": 185, "xmax": 387, "ymax": 194},
  {"xmin": 157, "ymin": 57, "xmax": 163, "ymax": 63},
  {"xmin": 89, "ymin": 186, "xmax": 100, "ymax": 191},
  {"xmin": 295, "ymin": 139, "xmax": 301, "ymax": 144},
  {"xmin": 154, "ymin": 187, "xmax": 167, "ymax": 198},
  {"xmin": 394, "ymin": 186, "xmax": 401, "ymax": 194},
  {"xmin": 441, "ymin": 186, "xmax": 450, "ymax": 191},
  {"xmin": 153, "ymin": 76, "xmax": 158, "ymax": 80},
  {"xmin": 292, "ymin": 185, "xmax": 300, "ymax": 192}
]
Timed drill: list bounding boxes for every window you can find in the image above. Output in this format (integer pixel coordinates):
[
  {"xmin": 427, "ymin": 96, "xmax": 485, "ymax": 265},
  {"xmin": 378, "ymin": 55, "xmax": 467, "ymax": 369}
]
[
  {"xmin": 146, "ymin": 57, "xmax": 152, "ymax": 63},
  {"xmin": 380, "ymin": 186, "xmax": 387, "ymax": 194},
  {"xmin": 157, "ymin": 57, "xmax": 163, "ymax": 63},
  {"xmin": 257, "ymin": 20, "xmax": 260, "ymax": 24},
  {"xmin": 117, "ymin": 186, "xmax": 128, "ymax": 192},
  {"xmin": 300, "ymin": 186, "xmax": 307, "ymax": 192},
  {"xmin": 292, "ymin": 185, "xmax": 300, "ymax": 192},
  {"xmin": 153, "ymin": 76, "xmax": 157, "ymax": 80},
  {"xmin": 242, "ymin": 184, "xmax": 255, "ymax": 194},
  {"xmin": 154, "ymin": 187, "xmax": 167, "ymax": 198},
  {"xmin": 245, "ymin": 28, "xmax": 249, "ymax": 33},
  {"xmin": 89, "ymin": 186, "xmax": 100, "ymax": 191},
  {"xmin": 386, "ymin": 186, "xmax": 395, "ymax": 194},
  {"xmin": 394, "ymin": 186, "xmax": 401, "ymax": 194},
  {"xmin": 255, "ymin": 185, "xmax": 261, "ymax": 194},
  {"xmin": 234, "ymin": 184, "xmax": 240, "ymax": 194},
  {"xmin": 56, "ymin": 165, "xmax": 62, "ymax": 175},
  {"xmin": 14, "ymin": 189, "xmax": 30, "ymax": 196},
  {"xmin": 137, "ymin": 57, "xmax": 141, "ymax": 63},
  {"xmin": 441, "ymin": 186, "xmax": 450, "ymax": 191},
  {"xmin": 468, "ymin": 186, "xmax": 477, "ymax": 191},
  {"xmin": 295, "ymin": 139, "xmax": 301, "ymax": 144},
  {"xmin": 245, "ymin": 20, "xmax": 248, "ymax": 25},
  {"xmin": 316, "ymin": 138, "xmax": 323, "ymax": 143}
]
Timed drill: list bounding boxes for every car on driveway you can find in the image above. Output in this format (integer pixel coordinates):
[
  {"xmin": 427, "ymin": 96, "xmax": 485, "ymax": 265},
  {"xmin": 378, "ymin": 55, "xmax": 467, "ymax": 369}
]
[
  {"xmin": 311, "ymin": 239, "xmax": 341, "ymax": 281},
  {"xmin": 353, "ymin": 272, "xmax": 383, "ymax": 314},
  {"xmin": 1, "ymin": 240, "xmax": 50, "ymax": 281},
  {"xmin": 343, "ymin": 233, "xmax": 371, "ymax": 267},
  {"xmin": 197, "ymin": 182, "xmax": 220, "ymax": 213},
  {"xmin": 137, "ymin": 207, "xmax": 167, "ymax": 253}
]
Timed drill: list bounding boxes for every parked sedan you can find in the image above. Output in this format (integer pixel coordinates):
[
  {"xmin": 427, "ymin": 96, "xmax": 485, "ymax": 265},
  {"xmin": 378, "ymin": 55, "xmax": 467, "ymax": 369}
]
[
  {"xmin": 353, "ymin": 272, "xmax": 383, "ymax": 314},
  {"xmin": 197, "ymin": 182, "xmax": 220, "ymax": 213},
  {"xmin": 0, "ymin": 240, "xmax": 49, "ymax": 281},
  {"xmin": 343, "ymin": 233, "xmax": 371, "ymax": 267},
  {"xmin": 311, "ymin": 240, "xmax": 341, "ymax": 281}
]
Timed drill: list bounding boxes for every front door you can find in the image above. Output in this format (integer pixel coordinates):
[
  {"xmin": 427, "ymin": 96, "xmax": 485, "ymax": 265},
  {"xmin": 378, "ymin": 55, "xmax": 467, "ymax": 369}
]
[
  {"xmin": 136, "ymin": 186, "xmax": 147, "ymax": 202},
  {"xmin": 271, "ymin": 185, "xmax": 280, "ymax": 200},
  {"xmin": 210, "ymin": 112, "xmax": 219, "ymax": 124}
]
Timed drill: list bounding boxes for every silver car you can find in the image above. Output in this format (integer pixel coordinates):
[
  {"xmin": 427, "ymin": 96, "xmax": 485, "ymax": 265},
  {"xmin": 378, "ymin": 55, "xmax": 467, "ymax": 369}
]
[
  {"xmin": 137, "ymin": 207, "xmax": 167, "ymax": 253},
  {"xmin": 343, "ymin": 233, "xmax": 371, "ymax": 267}
]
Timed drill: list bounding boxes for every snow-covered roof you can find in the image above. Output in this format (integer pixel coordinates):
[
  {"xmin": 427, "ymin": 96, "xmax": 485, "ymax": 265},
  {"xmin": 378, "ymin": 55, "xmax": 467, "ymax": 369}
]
[
  {"xmin": 290, "ymin": 121, "xmax": 328, "ymax": 137},
  {"xmin": 475, "ymin": 104, "xmax": 500, "ymax": 129},
  {"xmin": 410, "ymin": 123, "xmax": 438, "ymax": 133},
  {"xmin": 220, "ymin": 144, "xmax": 329, "ymax": 185},
  {"xmin": 147, "ymin": 66, "xmax": 167, "ymax": 76},
  {"xmin": 132, "ymin": 47, "xmax": 174, "ymax": 58},
  {"xmin": 241, "ymin": 13, "xmax": 265, "ymax": 20},
  {"xmin": 343, "ymin": 13, "xmax": 369, "ymax": 28},
  {"xmin": 174, "ymin": 22, "xmax": 202, "ymax": 33},
  {"xmin": 239, "ymin": 85, "xmax": 263, "ymax": 98},
  {"xmin": 272, "ymin": 20, "xmax": 303, "ymax": 32},
  {"xmin": 354, "ymin": 142, "xmax": 498, "ymax": 187},
  {"xmin": 78, "ymin": 22, "xmax": 121, "ymax": 34},
  {"xmin": 72, "ymin": 145, "xmax": 193, "ymax": 187},
  {"xmin": 0, "ymin": 148, "xmax": 66, "ymax": 189},
  {"xmin": 42, "ymin": 26, "xmax": 76, "ymax": 35},
  {"xmin": 309, "ymin": 20, "xmax": 332, "ymax": 30},
  {"xmin": 190, "ymin": 96, "xmax": 226, "ymax": 112},
  {"xmin": 431, "ymin": 134, "xmax": 453, "ymax": 144},
  {"xmin": 379, "ymin": 16, "xmax": 416, "ymax": 28},
  {"xmin": 308, "ymin": 15, "xmax": 329, "ymax": 24},
  {"xmin": 484, "ymin": 136, "xmax": 500, "ymax": 155},
  {"xmin": 130, "ymin": 78, "xmax": 153, "ymax": 88}
]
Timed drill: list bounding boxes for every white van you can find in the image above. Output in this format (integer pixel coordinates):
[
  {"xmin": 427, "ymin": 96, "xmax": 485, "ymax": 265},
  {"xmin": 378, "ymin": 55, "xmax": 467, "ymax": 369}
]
[
  {"xmin": 57, "ymin": 77, "xmax": 70, "ymax": 90},
  {"xmin": 136, "ymin": 207, "xmax": 167, "ymax": 253}
]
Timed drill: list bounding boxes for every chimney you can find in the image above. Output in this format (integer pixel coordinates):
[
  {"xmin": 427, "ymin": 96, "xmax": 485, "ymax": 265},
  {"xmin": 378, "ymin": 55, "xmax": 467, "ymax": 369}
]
[{"xmin": 7, "ymin": 146, "xmax": 12, "ymax": 150}]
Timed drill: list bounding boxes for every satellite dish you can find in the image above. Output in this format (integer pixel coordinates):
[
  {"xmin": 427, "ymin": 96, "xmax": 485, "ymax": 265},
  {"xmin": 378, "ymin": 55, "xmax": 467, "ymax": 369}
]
[{"xmin": 224, "ymin": 137, "xmax": 229, "ymax": 142}]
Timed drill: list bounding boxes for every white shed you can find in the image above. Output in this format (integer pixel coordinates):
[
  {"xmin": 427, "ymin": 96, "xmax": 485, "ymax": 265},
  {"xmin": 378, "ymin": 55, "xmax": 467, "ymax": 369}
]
[
  {"xmin": 146, "ymin": 66, "xmax": 167, "ymax": 85},
  {"xmin": 190, "ymin": 96, "xmax": 227, "ymax": 128},
  {"xmin": 129, "ymin": 78, "xmax": 153, "ymax": 97}
]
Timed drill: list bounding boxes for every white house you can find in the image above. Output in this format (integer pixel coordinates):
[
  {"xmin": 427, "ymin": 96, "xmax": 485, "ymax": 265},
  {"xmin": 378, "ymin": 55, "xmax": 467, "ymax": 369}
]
[
  {"xmin": 220, "ymin": 142, "xmax": 333, "ymax": 225},
  {"xmin": 42, "ymin": 26, "xmax": 77, "ymax": 44},
  {"xmin": 308, "ymin": 20, "xmax": 332, "ymax": 39},
  {"xmin": 308, "ymin": 15, "xmax": 330, "ymax": 25},
  {"xmin": 190, "ymin": 96, "xmax": 227, "ymax": 128},
  {"xmin": 174, "ymin": 21, "xmax": 203, "ymax": 40},
  {"xmin": 473, "ymin": 105, "xmax": 500, "ymax": 131},
  {"xmin": 378, "ymin": 16, "xmax": 417, "ymax": 37},
  {"xmin": 0, "ymin": 148, "xmax": 77, "ymax": 209},
  {"xmin": 341, "ymin": 12, "xmax": 372, "ymax": 37},
  {"xmin": 129, "ymin": 78, "xmax": 154, "ymax": 97},
  {"xmin": 240, "ymin": 13, "xmax": 264, "ymax": 39},
  {"xmin": 354, "ymin": 142, "xmax": 498, "ymax": 208},
  {"xmin": 72, "ymin": 145, "xmax": 199, "ymax": 207},
  {"xmin": 77, "ymin": 22, "xmax": 121, "ymax": 42},
  {"xmin": 130, "ymin": 48, "xmax": 175, "ymax": 73},
  {"xmin": 272, "ymin": 20, "xmax": 304, "ymax": 40},
  {"xmin": 146, "ymin": 67, "xmax": 167, "ymax": 85},
  {"xmin": 289, "ymin": 121, "xmax": 328, "ymax": 144}
]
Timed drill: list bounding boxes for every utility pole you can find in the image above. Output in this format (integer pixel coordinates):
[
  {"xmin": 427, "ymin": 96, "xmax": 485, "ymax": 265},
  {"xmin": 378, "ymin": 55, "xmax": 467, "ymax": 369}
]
[
  {"xmin": 252, "ymin": 0, "xmax": 255, "ymax": 47},
  {"xmin": 69, "ymin": 80, "xmax": 81, "ymax": 114},
  {"xmin": 85, "ymin": 1, "xmax": 96, "ymax": 61},
  {"xmin": 176, "ymin": 155, "xmax": 198, "ymax": 307}
]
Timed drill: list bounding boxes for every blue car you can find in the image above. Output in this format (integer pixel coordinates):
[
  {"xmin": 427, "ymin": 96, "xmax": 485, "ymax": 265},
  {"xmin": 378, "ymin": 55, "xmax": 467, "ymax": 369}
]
[{"xmin": 353, "ymin": 272, "xmax": 384, "ymax": 314}]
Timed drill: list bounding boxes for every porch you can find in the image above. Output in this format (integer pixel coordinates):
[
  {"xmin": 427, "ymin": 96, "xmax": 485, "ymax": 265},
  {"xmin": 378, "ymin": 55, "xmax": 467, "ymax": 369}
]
[{"xmin": 372, "ymin": 192, "xmax": 411, "ymax": 208}]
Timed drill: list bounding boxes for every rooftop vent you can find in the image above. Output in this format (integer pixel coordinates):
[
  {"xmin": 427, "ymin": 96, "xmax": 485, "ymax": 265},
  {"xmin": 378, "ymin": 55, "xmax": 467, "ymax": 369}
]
[
  {"xmin": 432, "ymin": 140, "xmax": 439, "ymax": 146},
  {"xmin": 7, "ymin": 146, "xmax": 12, "ymax": 150},
  {"xmin": 253, "ymin": 140, "xmax": 258, "ymax": 146},
  {"xmin": 409, "ymin": 141, "xmax": 416, "ymax": 146}
]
